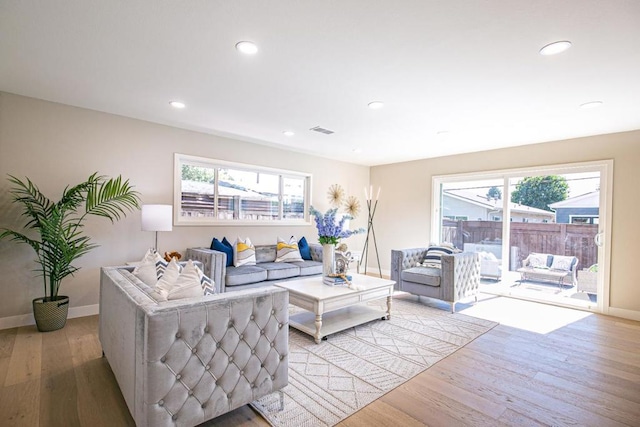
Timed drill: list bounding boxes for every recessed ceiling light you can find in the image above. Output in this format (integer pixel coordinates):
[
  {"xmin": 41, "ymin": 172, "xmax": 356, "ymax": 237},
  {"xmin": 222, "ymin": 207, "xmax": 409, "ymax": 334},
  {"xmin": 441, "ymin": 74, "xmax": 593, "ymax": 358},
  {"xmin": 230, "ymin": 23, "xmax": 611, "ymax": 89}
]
[
  {"xmin": 368, "ymin": 101, "xmax": 384, "ymax": 110},
  {"xmin": 352, "ymin": 148, "xmax": 363, "ymax": 153},
  {"xmin": 580, "ymin": 101, "xmax": 603, "ymax": 109},
  {"xmin": 235, "ymin": 41, "xmax": 258, "ymax": 55},
  {"xmin": 169, "ymin": 101, "xmax": 185, "ymax": 109},
  {"xmin": 437, "ymin": 131, "xmax": 450, "ymax": 136},
  {"xmin": 539, "ymin": 41, "xmax": 572, "ymax": 56},
  {"xmin": 282, "ymin": 130, "xmax": 295, "ymax": 136}
]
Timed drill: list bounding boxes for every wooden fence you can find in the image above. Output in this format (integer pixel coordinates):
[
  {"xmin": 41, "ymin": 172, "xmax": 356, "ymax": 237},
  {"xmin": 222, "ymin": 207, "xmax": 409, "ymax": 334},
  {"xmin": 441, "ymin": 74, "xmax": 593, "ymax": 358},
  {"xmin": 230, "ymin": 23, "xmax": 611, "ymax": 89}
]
[{"xmin": 443, "ymin": 220, "xmax": 598, "ymax": 271}]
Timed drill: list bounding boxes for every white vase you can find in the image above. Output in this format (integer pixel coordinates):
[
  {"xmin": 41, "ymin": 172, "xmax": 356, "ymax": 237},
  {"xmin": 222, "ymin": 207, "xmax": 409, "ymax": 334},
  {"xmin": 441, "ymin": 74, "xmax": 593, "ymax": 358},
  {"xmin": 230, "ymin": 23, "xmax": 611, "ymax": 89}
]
[{"xmin": 322, "ymin": 244, "xmax": 336, "ymax": 276}]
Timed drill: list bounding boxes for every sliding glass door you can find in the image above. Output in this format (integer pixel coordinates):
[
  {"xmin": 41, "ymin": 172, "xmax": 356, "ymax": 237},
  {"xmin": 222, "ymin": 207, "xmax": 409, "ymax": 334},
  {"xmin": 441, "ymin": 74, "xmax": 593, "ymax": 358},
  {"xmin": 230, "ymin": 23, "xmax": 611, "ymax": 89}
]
[{"xmin": 433, "ymin": 161, "xmax": 612, "ymax": 313}]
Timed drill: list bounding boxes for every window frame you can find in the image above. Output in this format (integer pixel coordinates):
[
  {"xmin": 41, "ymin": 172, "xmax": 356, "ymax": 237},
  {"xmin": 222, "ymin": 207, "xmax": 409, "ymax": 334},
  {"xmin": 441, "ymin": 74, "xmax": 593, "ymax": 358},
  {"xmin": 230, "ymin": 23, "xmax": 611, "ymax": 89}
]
[{"xmin": 173, "ymin": 153, "xmax": 312, "ymax": 226}]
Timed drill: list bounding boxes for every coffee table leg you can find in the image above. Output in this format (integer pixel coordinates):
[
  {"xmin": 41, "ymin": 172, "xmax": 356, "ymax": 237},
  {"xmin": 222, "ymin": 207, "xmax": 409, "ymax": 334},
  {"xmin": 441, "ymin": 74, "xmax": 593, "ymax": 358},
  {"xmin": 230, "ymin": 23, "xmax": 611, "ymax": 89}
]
[
  {"xmin": 386, "ymin": 295, "xmax": 392, "ymax": 320},
  {"xmin": 314, "ymin": 314, "xmax": 323, "ymax": 344}
]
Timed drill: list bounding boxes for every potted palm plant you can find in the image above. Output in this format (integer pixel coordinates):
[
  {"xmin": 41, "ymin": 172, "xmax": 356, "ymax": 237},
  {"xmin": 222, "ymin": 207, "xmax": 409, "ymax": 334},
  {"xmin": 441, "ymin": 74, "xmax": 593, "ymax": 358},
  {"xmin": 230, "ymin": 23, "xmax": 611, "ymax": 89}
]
[{"xmin": 0, "ymin": 172, "xmax": 141, "ymax": 331}]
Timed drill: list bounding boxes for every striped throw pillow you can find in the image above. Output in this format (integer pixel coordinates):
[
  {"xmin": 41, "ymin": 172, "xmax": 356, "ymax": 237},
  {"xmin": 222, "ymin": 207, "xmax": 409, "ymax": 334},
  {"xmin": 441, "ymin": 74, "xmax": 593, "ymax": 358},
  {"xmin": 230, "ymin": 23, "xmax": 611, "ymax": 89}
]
[
  {"xmin": 197, "ymin": 265, "xmax": 215, "ymax": 295},
  {"xmin": 275, "ymin": 236, "xmax": 304, "ymax": 262},
  {"xmin": 233, "ymin": 237, "xmax": 257, "ymax": 267},
  {"xmin": 423, "ymin": 245, "xmax": 455, "ymax": 268}
]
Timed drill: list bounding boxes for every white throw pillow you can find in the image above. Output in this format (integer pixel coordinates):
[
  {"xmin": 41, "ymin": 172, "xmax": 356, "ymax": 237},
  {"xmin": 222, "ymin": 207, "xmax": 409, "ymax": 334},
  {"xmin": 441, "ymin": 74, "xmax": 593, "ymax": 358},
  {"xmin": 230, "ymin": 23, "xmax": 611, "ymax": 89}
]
[
  {"xmin": 155, "ymin": 260, "xmax": 203, "ymax": 301},
  {"xmin": 528, "ymin": 253, "xmax": 549, "ymax": 268},
  {"xmin": 551, "ymin": 255, "xmax": 575, "ymax": 272},
  {"xmin": 233, "ymin": 237, "xmax": 257, "ymax": 267},
  {"xmin": 275, "ymin": 236, "xmax": 303, "ymax": 262},
  {"xmin": 132, "ymin": 249, "xmax": 164, "ymax": 286}
]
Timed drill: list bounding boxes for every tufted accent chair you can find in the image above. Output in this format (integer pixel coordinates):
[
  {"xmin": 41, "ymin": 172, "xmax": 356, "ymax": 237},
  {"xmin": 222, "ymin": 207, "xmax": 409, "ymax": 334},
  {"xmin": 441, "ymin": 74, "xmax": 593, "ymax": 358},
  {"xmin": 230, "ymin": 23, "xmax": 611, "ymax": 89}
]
[
  {"xmin": 390, "ymin": 248, "xmax": 480, "ymax": 313},
  {"xmin": 99, "ymin": 266, "xmax": 288, "ymax": 426}
]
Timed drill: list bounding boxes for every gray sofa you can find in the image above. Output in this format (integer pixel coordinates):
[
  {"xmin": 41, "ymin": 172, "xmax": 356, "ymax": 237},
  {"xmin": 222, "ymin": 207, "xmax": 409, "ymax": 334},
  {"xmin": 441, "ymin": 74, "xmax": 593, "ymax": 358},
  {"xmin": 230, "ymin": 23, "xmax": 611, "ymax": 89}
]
[
  {"xmin": 99, "ymin": 266, "xmax": 289, "ymax": 427},
  {"xmin": 186, "ymin": 243, "xmax": 324, "ymax": 293},
  {"xmin": 391, "ymin": 248, "xmax": 480, "ymax": 312}
]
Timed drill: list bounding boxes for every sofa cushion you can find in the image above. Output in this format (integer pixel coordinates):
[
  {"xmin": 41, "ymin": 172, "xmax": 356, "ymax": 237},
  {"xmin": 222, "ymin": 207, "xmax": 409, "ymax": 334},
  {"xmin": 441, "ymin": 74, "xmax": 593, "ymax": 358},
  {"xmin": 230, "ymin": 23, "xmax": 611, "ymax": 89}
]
[
  {"xmin": 132, "ymin": 249, "xmax": 166, "ymax": 286},
  {"xmin": 255, "ymin": 245, "xmax": 277, "ymax": 263},
  {"xmin": 211, "ymin": 237, "xmax": 234, "ymax": 267},
  {"xmin": 290, "ymin": 260, "xmax": 323, "ymax": 276},
  {"xmin": 225, "ymin": 265, "xmax": 268, "ymax": 287},
  {"xmin": 423, "ymin": 245, "xmax": 455, "ymax": 268},
  {"xmin": 275, "ymin": 236, "xmax": 304, "ymax": 262},
  {"xmin": 528, "ymin": 253, "xmax": 552, "ymax": 268},
  {"xmin": 401, "ymin": 266, "xmax": 441, "ymax": 287},
  {"xmin": 260, "ymin": 262, "xmax": 301, "ymax": 280},
  {"xmin": 550, "ymin": 255, "xmax": 577, "ymax": 271},
  {"xmin": 298, "ymin": 237, "xmax": 312, "ymax": 260},
  {"xmin": 233, "ymin": 237, "xmax": 257, "ymax": 267}
]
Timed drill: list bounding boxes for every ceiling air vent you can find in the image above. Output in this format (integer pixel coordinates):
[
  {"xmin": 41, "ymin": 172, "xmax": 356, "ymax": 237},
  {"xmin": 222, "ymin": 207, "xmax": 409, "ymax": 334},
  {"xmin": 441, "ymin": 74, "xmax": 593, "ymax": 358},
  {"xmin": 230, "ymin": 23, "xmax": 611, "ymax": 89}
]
[{"xmin": 310, "ymin": 126, "xmax": 334, "ymax": 135}]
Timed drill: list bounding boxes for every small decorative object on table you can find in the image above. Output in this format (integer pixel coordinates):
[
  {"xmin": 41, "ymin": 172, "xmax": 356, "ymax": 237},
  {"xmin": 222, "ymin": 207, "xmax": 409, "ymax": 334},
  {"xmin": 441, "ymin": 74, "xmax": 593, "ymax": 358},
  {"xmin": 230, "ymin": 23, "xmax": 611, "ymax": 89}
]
[{"xmin": 310, "ymin": 206, "xmax": 365, "ymax": 277}]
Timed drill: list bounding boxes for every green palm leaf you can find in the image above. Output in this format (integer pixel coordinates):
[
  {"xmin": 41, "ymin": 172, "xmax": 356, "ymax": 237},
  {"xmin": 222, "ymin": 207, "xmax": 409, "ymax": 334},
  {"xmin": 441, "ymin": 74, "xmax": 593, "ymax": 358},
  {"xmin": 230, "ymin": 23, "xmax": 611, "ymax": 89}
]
[{"xmin": 0, "ymin": 172, "xmax": 141, "ymax": 298}]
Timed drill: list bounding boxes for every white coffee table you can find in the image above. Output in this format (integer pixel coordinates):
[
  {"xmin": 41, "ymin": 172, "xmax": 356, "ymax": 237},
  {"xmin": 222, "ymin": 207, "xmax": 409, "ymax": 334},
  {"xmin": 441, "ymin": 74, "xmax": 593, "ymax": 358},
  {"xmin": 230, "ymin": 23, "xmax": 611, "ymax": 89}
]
[{"xmin": 274, "ymin": 274, "xmax": 395, "ymax": 343}]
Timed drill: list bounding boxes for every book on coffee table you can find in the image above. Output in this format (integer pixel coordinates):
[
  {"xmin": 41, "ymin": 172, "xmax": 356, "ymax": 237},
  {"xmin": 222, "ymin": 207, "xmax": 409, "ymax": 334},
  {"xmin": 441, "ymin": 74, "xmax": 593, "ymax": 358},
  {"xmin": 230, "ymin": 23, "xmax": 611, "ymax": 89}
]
[{"xmin": 323, "ymin": 275, "xmax": 352, "ymax": 286}]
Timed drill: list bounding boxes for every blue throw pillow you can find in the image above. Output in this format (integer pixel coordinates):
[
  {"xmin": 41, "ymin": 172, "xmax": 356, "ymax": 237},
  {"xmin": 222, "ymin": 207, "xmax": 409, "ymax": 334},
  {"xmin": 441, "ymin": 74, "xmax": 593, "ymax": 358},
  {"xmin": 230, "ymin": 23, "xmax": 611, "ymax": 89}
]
[
  {"xmin": 298, "ymin": 236, "xmax": 312, "ymax": 260},
  {"xmin": 211, "ymin": 237, "xmax": 234, "ymax": 267}
]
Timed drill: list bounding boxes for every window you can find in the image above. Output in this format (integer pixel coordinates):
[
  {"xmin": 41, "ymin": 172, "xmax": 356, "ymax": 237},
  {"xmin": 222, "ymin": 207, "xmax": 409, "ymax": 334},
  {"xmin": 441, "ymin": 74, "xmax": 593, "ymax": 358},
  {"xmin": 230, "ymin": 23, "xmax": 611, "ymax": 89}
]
[
  {"xmin": 174, "ymin": 154, "xmax": 311, "ymax": 225},
  {"xmin": 570, "ymin": 215, "xmax": 599, "ymax": 225}
]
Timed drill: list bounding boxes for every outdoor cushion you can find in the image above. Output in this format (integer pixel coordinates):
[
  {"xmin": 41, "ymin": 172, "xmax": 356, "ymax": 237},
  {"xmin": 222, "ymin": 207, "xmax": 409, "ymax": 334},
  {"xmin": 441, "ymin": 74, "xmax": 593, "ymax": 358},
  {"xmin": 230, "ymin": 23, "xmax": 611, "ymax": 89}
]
[
  {"xmin": 528, "ymin": 253, "xmax": 552, "ymax": 268},
  {"xmin": 401, "ymin": 266, "xmax": 441, "ymax": 287},
  {"xmin": 550, "ymin": 255, "xmax": 577, "ymax": 271},
  {"xmin": 260, "ymin": 262, "xmax": 300, "ymax": 280},
  {"xmin": 290, "ymin": 260, "xmax": 323, "ymax": 276},
  {"xmin": 225, "ymin": 265, "xmax": 267, "ymax": 286}
]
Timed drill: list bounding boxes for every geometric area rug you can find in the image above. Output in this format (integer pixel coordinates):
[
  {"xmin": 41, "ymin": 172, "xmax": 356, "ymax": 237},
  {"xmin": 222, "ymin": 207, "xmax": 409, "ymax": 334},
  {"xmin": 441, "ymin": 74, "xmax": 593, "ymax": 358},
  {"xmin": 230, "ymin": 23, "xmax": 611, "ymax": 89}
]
[{"xmin": 250, "ymin": 294, "xmax": 497, "ymax": 426}]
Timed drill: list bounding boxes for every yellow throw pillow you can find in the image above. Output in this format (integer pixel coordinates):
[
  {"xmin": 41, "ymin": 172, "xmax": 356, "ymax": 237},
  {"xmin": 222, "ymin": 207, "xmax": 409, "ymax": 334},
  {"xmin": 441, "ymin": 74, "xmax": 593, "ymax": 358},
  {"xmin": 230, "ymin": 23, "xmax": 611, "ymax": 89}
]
[
  {"xmin": 233, "ymin": 237, "xmax": 257, "ymax": 267},
  {"xmin": 275, "ymin": 236, "xmax": 303, "ymax": 262}
]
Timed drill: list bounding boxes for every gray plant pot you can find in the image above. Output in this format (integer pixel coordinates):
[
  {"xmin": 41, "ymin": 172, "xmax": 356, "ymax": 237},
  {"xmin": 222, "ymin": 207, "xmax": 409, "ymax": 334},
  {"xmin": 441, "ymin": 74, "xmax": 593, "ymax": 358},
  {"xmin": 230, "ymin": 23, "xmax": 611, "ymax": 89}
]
[{"xmin": 32, "ymin": 296, "xmax": 70, "ymax": 332}]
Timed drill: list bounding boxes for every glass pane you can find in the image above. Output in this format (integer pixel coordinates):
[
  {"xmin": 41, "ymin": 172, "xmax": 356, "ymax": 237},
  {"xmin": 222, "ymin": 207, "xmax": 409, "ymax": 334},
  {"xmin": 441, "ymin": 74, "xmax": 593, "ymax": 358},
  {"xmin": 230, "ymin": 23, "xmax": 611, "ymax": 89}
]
[
  {"xmin": 508, "ymin": 172, "xmax": 600, "ymax": 307},
  {"xmin": 440, "ymin": 179, "xmax": 505, "ymax": 281},
  {"xmin": 283, "ymin": 176, "xmax": 305, "ymax": 219},
  {"xmin": 219, "ymin": 168, "xmax": 279, "ymax": 220},
  {"xmin": 180, "ymin": 164, "xmax": 216, "ymax": 218}
]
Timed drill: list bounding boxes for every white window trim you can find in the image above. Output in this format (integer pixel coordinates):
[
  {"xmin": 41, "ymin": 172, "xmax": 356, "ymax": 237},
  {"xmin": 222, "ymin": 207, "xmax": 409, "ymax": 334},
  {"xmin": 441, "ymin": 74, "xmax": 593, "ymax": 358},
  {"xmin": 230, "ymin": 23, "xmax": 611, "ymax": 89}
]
[{"xmin": 174, "ymin": 153, "xmax": 312, "ymax": 226}]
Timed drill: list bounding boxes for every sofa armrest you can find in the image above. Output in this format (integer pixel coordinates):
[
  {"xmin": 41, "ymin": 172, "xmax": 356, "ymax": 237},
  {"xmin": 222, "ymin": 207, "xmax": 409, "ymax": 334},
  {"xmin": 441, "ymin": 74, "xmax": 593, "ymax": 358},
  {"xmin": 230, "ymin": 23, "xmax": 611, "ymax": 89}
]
[
  {"xmin": 186, "ymin": 247, "xmax": 226, "ymax": 293},
  {"xmin": 390, "ymin": 248, "xmax": 429, "ymax": 291},
  {"xmin": 441, "ymin": 252, "xmax": 480, "ymax": 302}
]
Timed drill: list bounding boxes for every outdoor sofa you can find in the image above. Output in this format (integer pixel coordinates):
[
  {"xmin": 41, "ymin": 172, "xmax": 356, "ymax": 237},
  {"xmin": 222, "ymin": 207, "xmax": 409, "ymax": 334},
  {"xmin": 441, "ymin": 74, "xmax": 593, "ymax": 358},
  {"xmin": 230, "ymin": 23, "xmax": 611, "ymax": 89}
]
[{"xmin": 517, "ymin": 252, "xmax": 579, "ymax": 287}]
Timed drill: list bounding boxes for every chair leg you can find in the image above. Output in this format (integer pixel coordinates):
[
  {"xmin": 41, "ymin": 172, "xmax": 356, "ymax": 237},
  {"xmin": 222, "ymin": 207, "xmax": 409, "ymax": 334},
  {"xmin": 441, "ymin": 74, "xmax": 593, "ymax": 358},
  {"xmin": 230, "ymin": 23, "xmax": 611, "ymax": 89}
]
[
  {"xmin": 278, "ymin": 390, "xmax": 284, "ymax": 411},
  {"xmin": 451, "ymin": 302, "xmax": 456, "ymax": 313}
]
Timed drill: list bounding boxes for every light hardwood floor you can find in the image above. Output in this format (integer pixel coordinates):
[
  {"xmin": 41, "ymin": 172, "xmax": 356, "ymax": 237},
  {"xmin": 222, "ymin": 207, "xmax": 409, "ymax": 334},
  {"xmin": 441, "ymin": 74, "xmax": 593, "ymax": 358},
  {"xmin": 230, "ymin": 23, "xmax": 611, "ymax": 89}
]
[{"xmin": 1, "ymin": 296, "xmax": 639, "ymax": 426}]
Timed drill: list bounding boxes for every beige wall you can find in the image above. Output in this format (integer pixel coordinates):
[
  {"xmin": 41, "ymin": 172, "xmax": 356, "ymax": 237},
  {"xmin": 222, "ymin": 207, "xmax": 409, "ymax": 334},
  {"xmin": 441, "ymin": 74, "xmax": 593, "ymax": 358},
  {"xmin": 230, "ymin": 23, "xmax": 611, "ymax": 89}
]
[
  {"xmin": 0, "ymin": 92, "xmax": 369, "ymax": 320},
  {"xmin": 371, "ymin": 130, "xmax": 640, "ymax": 313}
]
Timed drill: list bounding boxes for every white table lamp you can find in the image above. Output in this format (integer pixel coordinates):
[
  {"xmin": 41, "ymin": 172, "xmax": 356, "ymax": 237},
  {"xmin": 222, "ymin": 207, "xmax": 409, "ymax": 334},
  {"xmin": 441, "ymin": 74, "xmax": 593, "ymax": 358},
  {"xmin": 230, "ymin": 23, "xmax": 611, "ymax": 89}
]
[{"xmin": 141, "ymin": 204, "xmax": 173, "ymax": 250}]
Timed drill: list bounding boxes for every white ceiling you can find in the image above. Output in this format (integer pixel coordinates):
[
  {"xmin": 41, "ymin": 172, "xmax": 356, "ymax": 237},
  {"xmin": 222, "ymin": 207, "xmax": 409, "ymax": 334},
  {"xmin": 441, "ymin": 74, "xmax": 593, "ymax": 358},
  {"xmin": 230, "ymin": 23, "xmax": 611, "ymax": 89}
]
[{"xmin": 1, "ymin": 1, "xmax": 639, "ymax": 166}]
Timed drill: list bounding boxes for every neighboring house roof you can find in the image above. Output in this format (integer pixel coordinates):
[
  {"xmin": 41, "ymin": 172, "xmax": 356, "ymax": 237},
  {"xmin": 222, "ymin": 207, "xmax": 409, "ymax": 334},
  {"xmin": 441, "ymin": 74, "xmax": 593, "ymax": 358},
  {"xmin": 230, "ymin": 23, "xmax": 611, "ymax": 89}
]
[
  {"xmin": 549, "ymin": 191, "xmax": 599, "ymax": 209},
  {"xmin": 182, "ymin": 180, "xmax": 274, "ymax": 199},
  {"xmin": 444, "ymin": 189, "xmax": 555, "ymax": 217}
]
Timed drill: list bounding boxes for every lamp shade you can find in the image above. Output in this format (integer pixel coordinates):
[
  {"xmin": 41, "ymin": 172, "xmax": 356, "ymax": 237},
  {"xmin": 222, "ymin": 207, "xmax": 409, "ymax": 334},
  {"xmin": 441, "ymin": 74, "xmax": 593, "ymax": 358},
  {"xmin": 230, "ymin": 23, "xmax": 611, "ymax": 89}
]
[{"xmin": 141, "ymin": 204, "xmax": 173, "ymax": 232}]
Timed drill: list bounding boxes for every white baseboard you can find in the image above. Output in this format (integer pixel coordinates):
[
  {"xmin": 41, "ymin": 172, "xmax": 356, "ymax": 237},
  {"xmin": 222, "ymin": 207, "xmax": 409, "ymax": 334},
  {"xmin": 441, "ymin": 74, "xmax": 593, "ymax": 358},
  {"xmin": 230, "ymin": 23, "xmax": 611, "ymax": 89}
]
[
  {"xmin": 607, "ymin": 306, "xmax": 640, "ymax": 322},
  {"xmin": 0, "ymin": 303, "xmax": 100, "ymax": 330}
]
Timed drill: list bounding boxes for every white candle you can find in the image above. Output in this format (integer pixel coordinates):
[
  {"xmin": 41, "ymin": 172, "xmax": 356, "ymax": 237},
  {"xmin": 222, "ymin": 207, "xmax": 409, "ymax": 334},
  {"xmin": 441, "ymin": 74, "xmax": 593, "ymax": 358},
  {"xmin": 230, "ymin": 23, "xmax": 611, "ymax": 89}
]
[
  {"xmin": 369, "ymin": 185, "xmax": 373, "ymax": 201},
  {"xmin": 364, "ymin": 186, "xmax": 369, "ymax": 200},
  {"xmin": 376, "ymin": 187, "xmax": 381, "ymax": 200}
]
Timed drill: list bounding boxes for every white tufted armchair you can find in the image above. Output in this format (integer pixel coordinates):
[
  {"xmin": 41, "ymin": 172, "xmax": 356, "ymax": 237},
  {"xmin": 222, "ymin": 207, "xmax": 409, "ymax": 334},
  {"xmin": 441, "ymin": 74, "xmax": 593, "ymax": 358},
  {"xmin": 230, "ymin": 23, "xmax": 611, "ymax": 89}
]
[
  {"xmin": 391, "ymin": 248, "xmax": 480, "ymax": 312},
  {"xmin": 99, "ymin": 266, "xmax": 289, "ymax": 426}
]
